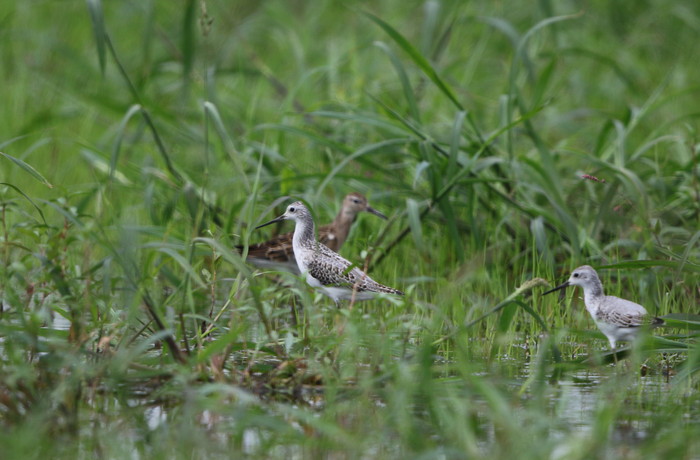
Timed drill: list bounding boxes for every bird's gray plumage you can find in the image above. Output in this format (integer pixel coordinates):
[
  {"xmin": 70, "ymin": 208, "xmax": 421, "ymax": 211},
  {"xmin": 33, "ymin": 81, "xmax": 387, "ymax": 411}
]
[{"xmin": 544, "ymin": 265, "xmax": 663, "ymax": 349}]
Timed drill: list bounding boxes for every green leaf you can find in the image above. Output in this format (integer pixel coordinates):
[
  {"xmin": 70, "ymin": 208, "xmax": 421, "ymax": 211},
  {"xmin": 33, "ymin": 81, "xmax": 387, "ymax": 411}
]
[
  {"xmin": 110, "ymin": 104, "xmax": 142, "ymax": 181},
  {"xmin": 363, "ymin": 11, "xmax": 463, "ymax": 110},
  {"xmin": 155, "ymin": 247, "xmax": 206, "ymax": 289},
  {"xmin": 82, "ymin": 149, "xmax": 132, "ymax": 185},
  {"xmin": 182, "ymin": 0, "xmax": 196, "ymax": 89},
  {"xmin": 0, "ymin": 182, "xmax": 47, "ymax": 225},
  {"xmin": 86, "ymin": 0, "xmax": 107, "ymax": 74},
  {"xmin": 195, "ymin": 329, "xmax": 240, "ymax": 364},
  {"xmin": 0, "ymin": 151, "xmax": 53, "ymax": 188},
  {"xmin": 660, "ymin": 314, "xmax": 700, "ymax": 331},
  {"xmin": 406, "ymin": 198, "xmax": 425, "ymax": 254},
  {"xmin": 599, "ymin": 260, "xmax": 700, "ymax": 273},
  {"xmin": 497, "ymin": 302, "xmax": 517, "ymax": 332},
  {"xmin": 373, "ymin": 41, "xmax": 421, "ymax": 123}
]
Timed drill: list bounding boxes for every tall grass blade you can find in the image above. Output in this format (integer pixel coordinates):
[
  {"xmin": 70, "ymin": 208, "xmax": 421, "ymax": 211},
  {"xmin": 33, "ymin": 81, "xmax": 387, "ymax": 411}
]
[
  {"xmin": 102, "ymin": 34, "xmax": 185, "ymax": 184},
  {"xmin": 677, "ymin": 229, "xmax": 700, "ymax": 274},
  {"xmin": 182, "ymin": 0, "xmax": 196, "ymax": 93},
  {"xmin": 315, "ymin": 139, "xmax": 409, "ymax": 200},
  {"xmin": 38, "ymin": 200, "xmax": 84, "ymax": 227},
  {"xmin": 82, "ymin": 149, "xmax": 132, "ymax": 185},
  {"xmin": 86, "ymin": 0, "xmax": 106, "ymax": 74},
  {"xmin": 373, "ymin": 41, "xmax": 421, "ymax": 123},
  {"xmin": 155, "ymin": 247, "xmax": 206, "ymax": 290},
  {"xmin": 0, "ymin": 152, "xmax": 53, "ymax": 188},
  {"xmin": 0, "ymin": 183, "xmax": 47, "ymax": 225},
  {"xmin": 363, "ymin": 11, "xmax": 463, "ymax": 111},
  {"xmin": 203, "ymin": 101, "xmax": 251, "ymax": 192},
  {"xmin": 406, "ymin": 198, "xmax": 425, "ymax": 254},
  {"xmin": 599, "ymin": 260, "xmax": 700, "ymax": 272},
  {"xmin": 110, "ymin": 104, "xmax": 143, "ymax": 181}
]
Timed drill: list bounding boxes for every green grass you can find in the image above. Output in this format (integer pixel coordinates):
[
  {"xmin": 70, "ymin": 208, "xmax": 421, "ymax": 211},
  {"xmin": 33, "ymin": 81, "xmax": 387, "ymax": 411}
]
[{"xmin": 1, "ymin": 0, "xmax": 700, "ymax": 458}]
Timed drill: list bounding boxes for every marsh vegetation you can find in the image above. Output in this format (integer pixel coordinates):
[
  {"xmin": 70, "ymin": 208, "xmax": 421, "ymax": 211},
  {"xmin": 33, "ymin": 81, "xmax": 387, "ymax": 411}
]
[{"xmin": 1, "ymin": 1, "xmax": 699, "ymax": 458}]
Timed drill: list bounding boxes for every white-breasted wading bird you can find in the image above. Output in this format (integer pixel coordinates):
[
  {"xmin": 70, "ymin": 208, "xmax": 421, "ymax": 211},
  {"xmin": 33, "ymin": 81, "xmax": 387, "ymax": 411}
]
[
  {"xmin": 242, "ymin": 193, "xmax": 386, "ymax": 273},
  {"xmin": 543, "ymin": 265, "xmax": 663, "ymax": 350},
  {"xmin": 255, "ymin": 201, "xmax": 403, "ymax": 306}
]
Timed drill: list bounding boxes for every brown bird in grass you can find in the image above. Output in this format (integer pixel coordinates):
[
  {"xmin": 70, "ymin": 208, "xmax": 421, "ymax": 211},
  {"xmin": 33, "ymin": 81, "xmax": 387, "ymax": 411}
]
[{"xmin": 240, "ymin": 193, "xmax": 387, "ymax": 273}]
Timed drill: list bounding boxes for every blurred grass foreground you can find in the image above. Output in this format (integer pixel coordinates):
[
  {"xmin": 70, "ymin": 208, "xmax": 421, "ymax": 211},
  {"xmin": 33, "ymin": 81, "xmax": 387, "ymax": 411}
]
[{"xmin": 1, "ymin": 0, "xmax": 699, "ymax": 458}]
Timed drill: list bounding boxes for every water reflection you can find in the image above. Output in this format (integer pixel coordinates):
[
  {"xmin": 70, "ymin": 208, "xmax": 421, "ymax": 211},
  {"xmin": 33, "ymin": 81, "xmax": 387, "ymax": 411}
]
[{"xmin": 0, "ymin": 306, "xmax": 693, "ymax": 458}]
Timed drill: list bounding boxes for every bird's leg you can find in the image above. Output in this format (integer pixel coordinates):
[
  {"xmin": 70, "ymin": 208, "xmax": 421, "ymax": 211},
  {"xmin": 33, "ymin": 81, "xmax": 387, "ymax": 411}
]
[
  {"xmin": 610, "ymin": 341, "xmax": 618, "ymax": 365},
  {"xmin": 348, "ymin": 282, "xmax": 360, "ymax": 312}
]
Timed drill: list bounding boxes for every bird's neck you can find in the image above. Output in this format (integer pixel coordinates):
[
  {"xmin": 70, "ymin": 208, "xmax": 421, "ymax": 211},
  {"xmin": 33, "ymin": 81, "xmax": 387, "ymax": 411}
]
[
  {"xmin": 583, "ymin": 282, "xmax": 604, "ymax": 313},
  {"xmin": 292, "ymin": 217, "xmax": 316, "ymax": 251},
  {"xmin": 330, "ymin": 208, "xmax": 356, "ymax": 246}
]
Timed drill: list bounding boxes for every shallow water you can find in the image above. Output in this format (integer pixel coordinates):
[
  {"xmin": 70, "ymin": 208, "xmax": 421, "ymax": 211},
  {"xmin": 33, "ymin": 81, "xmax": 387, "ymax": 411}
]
[{"xmin": 0, "ymin": 309, "xmax": 695, "ymax": 458}]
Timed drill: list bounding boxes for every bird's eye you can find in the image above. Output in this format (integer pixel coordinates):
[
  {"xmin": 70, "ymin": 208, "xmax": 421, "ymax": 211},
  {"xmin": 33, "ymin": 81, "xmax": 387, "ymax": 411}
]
[
  {"xmin": 573, "ymin": 273, "xmax": 579, "ymax": 278},
  {"xmin": 289, "ymin": 207, "xmax": 295, "ymax": 213}
]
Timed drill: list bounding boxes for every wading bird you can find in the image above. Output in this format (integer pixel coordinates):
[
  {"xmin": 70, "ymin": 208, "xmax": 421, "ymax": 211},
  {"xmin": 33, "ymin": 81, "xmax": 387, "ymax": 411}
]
[
  {"xmin": 242, "ymin": 193, "xmax": 386, "ymax": 273},
  {"xmin": 543, "ymin": 265, "xmax": 663, "ymax": 350},
  {"xmin": 256, "ymin": 201, "xmax": 403, "ymax": 306}
]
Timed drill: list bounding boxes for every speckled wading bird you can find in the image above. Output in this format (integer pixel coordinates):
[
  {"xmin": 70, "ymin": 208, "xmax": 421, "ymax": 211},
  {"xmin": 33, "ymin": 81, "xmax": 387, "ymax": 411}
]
[
  {"xmin": 242, "ymin": 193, "xmax": 386, "ymax": 273},
  {"xmin": 544, "ymin": 265, "xmax": 664, "ymax": 350},
  {"xmin": 255, "ymin": 201, "xmax": 403, "ymax": 306}
]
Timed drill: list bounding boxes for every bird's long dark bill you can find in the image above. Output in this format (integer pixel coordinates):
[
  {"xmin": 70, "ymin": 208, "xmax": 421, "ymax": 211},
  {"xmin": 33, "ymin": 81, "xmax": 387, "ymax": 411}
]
[
  {"xmin": 366, "ymin": 206, "xmax": 388, "ymax": 220},
  {"xmin": 542, "ymin": 281, "xmax": 570, "ymax": 295},
  {"xmin": 255, "ymin": 215, "xmax": 285, "ymax": 230}
]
